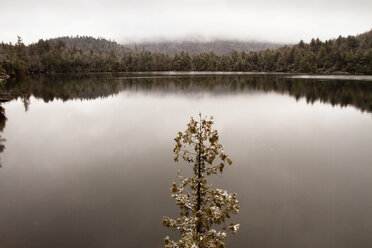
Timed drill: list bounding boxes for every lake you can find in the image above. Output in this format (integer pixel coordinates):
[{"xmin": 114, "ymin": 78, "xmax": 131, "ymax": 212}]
[{"xmin": 0, "ymin": 72, "xmax": 371, "ymax": 248}]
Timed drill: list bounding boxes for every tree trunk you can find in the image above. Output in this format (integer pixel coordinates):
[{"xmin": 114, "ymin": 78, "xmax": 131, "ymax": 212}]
[{"xmin": 196, "ymin": 117, "xmax": 202, "ymax": 234}]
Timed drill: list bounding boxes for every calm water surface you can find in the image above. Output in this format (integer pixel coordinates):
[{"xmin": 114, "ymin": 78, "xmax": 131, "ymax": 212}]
[{"xmin": 0, "ymin": 73, "xmax": 372, "ymax": 248}]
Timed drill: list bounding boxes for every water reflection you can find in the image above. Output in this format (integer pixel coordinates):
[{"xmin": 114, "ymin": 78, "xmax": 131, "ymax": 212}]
[
  {"xmin": 0, "ymin": 74, "xmax": 371, "ymax": 248},
  {"xmin": 0, "ymin": 106, "xmax": 6, "ymax": 167},
  {"xmin": 2, "ymin": 73, "xmax": 372, "ymax": 114}
]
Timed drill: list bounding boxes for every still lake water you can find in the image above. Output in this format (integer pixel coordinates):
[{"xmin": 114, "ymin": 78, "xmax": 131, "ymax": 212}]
[{"xmin": 0, "ymin": 73, "xmax": 372, "ymax": 248}]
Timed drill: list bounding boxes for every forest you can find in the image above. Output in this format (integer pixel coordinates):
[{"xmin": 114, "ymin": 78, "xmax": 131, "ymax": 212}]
[{"xmin": 0, "ymin": 29, "xmax": 372, "ymax": 78}]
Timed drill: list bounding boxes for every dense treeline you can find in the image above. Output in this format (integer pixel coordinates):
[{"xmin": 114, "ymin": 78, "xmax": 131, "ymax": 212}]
[{"xmin": 1, "ymin": 29, "xmax": 372, "ymax": 77}]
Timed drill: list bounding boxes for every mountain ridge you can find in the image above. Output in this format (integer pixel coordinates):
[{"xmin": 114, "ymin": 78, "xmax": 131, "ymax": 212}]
[
  {"xmin": 46, "ymin": 36, "xmax": 285, "ymax": 55},
  {"xmin": 124, "ymin": 40, "xmax": 285, "ymax": 55}
]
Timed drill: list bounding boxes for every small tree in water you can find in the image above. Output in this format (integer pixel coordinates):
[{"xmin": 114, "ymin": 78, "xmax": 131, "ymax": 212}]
[{"xmin": 163, "ymin": 114, "xmax": 240, "ymax": 248}]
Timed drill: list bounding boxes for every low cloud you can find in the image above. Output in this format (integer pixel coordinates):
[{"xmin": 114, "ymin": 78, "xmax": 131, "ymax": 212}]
[{"xmin": 0, "ymin": 0, "xmax": 371, "ymax": 44}]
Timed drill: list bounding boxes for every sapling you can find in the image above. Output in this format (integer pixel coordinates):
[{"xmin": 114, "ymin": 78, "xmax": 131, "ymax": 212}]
[{"xmin": 163, "ymin": 114, "xmax": 240, "ymax": 248}]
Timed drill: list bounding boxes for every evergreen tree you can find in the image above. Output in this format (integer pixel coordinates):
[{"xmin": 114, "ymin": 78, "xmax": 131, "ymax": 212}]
[{"xmin": 163, "ymin": 114, "xmax": 240, "ymax": 248}]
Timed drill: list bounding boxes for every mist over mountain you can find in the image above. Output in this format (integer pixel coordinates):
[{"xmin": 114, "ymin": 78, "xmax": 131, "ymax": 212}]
[
  {"xmin": 124, "ymin": 40, "xmax": 285, "ymax": 55},
  {"xmin": 2, "ymin": 0, "xmax": 371, "ymax": 45},
  {"xmin": 47, "ymin": 36, "xmax": 285, "ymax": 55}
]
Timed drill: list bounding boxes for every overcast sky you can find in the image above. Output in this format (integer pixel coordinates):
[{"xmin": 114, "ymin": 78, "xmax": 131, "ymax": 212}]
[{"xmin": 1, "ymin": 0, "xmax": 371, "ymax": 45}]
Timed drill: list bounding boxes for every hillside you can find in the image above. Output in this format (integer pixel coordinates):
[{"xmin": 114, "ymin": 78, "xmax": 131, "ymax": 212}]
[
  {"xmin": 125, "ymin": 40, "xmax": 284, "ymax": 55},
  {"xmin": 46, "ymin": 36, "xmax": 283, "ymax": 56},
  {"xmin": 48, "ymin": 36, "xmax": 129, "ymax": 56}
]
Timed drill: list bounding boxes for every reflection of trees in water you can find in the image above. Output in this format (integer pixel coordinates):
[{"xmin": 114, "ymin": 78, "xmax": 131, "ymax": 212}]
[
  {"xmin": 2, "ymin": 73, "xmax": 372, "ymax": 114},
  {"xmin": 0, "ymin": 106, "xmax": 6, "ymax": 167}
]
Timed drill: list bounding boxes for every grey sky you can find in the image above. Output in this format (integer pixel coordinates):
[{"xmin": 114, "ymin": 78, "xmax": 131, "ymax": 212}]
[{"xmin": 1, "ymin": 0, "xmax": 371, "ymax": 44}]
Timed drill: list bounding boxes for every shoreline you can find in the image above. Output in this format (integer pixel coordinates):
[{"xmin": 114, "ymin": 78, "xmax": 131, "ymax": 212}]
[{"xmin": 4, "ymin": 71, "xmax": 372, "ymax": 80}]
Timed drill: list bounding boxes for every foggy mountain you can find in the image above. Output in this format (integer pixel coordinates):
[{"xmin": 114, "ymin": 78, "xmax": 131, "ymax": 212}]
[
  {"xmin": 125, "ymin": 40, "xmax": 285, "ymax": 55},
  {"xmin": 47, "ymin": 36, "xmax": 285, "ymax": 55}
]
